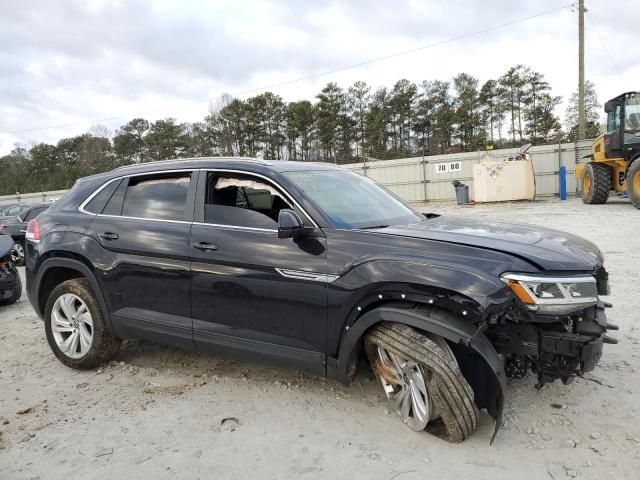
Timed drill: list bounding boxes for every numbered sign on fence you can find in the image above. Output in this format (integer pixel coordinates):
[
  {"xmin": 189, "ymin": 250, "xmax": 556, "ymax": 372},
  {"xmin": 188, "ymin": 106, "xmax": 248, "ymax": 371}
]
[{"xmin": 434, "ymin": 161, "xmax": 462, "ymax": 174}]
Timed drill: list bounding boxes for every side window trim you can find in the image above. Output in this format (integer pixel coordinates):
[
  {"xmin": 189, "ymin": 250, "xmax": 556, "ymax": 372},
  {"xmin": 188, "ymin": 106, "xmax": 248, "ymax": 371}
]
[
  {"xmin": 195, "ymin": 168, "xmax": 318, "ymax": 230},
  {"xmin": 78, "ymin": 169, "xmax": 196, "ymax": 224}
]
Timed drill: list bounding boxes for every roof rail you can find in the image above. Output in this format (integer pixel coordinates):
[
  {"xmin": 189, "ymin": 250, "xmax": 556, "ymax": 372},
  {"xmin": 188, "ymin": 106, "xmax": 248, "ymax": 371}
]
[{"xmin": 113, "ymin": 157, "xmax": 273, "ymax": 171}]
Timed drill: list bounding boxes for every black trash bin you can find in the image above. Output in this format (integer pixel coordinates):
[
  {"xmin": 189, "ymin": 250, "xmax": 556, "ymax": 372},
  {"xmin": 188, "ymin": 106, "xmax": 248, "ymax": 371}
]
[{"xmin": 452, "ymin": 180, "xmax": 469, "ymax": 205}]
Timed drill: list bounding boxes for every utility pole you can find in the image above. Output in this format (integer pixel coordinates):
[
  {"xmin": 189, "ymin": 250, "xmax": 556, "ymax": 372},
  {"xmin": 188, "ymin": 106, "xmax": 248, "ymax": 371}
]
[{"xmin": 578, "ymin": 0, "xmax": 586, "ymax": 140}]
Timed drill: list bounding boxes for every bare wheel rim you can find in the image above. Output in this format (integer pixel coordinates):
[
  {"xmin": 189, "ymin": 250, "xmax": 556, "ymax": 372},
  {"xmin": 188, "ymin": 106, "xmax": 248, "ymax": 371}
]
[
  {"xmin": 11, "ymin": 243, "xmax": 24, "ymax": 264},
  {"xmin": 583, "ymin": 173, "xmax": 591, "ymax": 195},
  {"xmin": 633, "ymin": 170, "xmax": 640, "ymax": 196},
  {"xmin": 374, "ymin": 346, "xmax": 439, "ymax": 431},
  {"xmin": 51, "ymin": 293, "xmax": 93, "ymax": 359}
]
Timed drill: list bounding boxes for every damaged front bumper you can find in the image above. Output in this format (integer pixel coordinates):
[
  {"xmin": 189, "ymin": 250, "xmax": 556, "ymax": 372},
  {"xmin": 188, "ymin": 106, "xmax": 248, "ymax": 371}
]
[
  {"xmin": 536, "ymin": 301, "xmax": 618, "ymax": 386},
  {"xmin": 489, "ymin": 300, "xmax": 618, "ymax": 388}
]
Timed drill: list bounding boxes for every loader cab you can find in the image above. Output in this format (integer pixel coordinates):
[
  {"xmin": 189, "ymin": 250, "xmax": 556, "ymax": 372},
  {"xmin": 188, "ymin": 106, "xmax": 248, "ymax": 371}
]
[{"xmin": 604, "ymin": 92, "xmax": 640, "ymax": 160}]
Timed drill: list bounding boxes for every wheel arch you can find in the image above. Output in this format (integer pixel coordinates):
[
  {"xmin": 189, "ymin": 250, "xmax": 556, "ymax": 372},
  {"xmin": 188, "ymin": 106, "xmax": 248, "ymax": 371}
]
[
  {"xmin": 330, "ymin": 306, "xmax": 506, "ymax": 442},
  {"xmin": 34, "ymin": 256, "xmax": 116, "ymax": 336}
]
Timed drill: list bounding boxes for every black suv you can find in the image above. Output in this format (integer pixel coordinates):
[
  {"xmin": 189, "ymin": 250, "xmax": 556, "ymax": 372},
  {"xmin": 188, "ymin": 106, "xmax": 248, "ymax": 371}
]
[{"xmin": 25, "ymin": 158, "xmax": 616, "ymax": 443}]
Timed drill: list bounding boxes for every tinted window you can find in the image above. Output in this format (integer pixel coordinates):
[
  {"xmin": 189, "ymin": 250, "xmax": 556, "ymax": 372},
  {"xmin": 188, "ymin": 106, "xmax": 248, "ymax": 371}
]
[
  {"xmin": 25, "ymin": 206, "xmax": 47, "ymax": 221},
  {"xmin": 204, "ymin": 173, "xmax": 292, "ymax": 229},
  {"xmin": 102, "ymin": 179, "xmax": 128, "ymax": 216},
  {"xmin": 84, "ymin": 179, "xmax": 122, "ymax": 214},
  {"xmin": 121, "ymin": 173, "xmax": 191, "ymax": 221}
]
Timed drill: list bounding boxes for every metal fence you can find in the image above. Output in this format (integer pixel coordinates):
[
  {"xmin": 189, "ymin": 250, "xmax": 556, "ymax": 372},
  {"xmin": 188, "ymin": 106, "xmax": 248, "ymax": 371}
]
[
  {"xmin": 0, "ymin": 140, "xmax": 593, "ymax": 206},
  {"xmin": 343, "ymin": 140, "xmax": 593, "ymax": 203}
]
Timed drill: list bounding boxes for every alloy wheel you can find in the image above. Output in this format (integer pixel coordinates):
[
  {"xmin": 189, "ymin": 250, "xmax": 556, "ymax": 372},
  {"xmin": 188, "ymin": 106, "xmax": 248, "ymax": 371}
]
[
  {"xmin": 50, "ymin": 293, "xmax": 93, "ymax": 359},
  {"xmin": 11, "ymin": 243, "xmax": 24, "ymax": 265},
  {"xmin": 374, "ymin": 346, "xmax": 439, "ymax": 431}
]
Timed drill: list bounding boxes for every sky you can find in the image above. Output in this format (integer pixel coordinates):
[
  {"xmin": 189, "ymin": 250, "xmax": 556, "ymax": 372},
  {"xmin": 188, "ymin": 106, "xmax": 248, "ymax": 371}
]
[{"xmin": 0, "ymin": 0, "xmax": 637, "ymax": 155}]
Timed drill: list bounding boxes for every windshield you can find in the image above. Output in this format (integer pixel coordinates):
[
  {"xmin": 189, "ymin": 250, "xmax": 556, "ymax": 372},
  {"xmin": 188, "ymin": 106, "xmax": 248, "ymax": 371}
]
[{"xmin": 284, "ymin": 170, "xmax": 423, "ymax": 229}]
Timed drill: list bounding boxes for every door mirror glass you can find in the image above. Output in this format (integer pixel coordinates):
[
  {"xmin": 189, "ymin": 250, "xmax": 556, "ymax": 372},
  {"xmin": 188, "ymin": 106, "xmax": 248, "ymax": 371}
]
[{"xmin": 278, "ymin": 210, "xmax": 303, "ymax": 238}]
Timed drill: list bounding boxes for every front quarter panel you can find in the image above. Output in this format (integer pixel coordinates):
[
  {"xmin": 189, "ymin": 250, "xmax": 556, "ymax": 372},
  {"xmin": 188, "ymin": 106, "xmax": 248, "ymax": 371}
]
[{"xmin": 325, "ymin": 229, "xmax": 537, "ymax": 356}]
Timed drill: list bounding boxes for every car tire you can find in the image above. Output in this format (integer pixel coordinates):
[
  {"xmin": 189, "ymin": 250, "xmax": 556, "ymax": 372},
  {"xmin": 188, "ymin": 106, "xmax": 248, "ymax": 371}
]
[
  {"xmin": 626, "ymin": 159, "xmax": 640, "ymax": 209},
  {"xmin": 0, "ymin": 270, "xmax": 21, "ymax": 306},
  {"xmin": 365, "ymin": 322, "xmax": 479, "ymax": 443},
  {"xmin": 581, "ymin": 163, "xmax": 610, "ymax": 205},
  {"xmin": 44, "ymin": 278, "xmax": 121, "ymax": 369}
]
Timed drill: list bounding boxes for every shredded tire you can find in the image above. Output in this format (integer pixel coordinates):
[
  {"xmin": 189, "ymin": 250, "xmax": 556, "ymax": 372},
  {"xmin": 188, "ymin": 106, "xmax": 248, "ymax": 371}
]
[
  {"xmin": 582, "ymin": 162, "xmax": 610, "ymax": 204},
  {"xmin": 365, "ymin": 322, "xmax": 479, "ymax": 443},
  {"xmin": 44, "ymin": 278, "xmax": 121, "ymax": 369}
]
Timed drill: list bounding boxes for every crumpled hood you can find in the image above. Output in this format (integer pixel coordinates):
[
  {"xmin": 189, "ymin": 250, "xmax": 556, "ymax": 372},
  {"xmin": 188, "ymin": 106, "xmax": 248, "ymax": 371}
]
[{"xmin": 379, "ymin": 216, "xmax": 603, "ymax": 271}]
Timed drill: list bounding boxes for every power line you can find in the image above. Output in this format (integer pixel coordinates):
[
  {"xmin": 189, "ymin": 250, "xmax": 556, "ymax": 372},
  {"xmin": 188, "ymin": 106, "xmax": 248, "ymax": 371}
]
[
  {"xmin": 2, "ymin": 3, "xmax": 575, "ymax": 136},
  {"xmin": 586, "ymin": 10, "xmax": 624, "ymax": 80}
]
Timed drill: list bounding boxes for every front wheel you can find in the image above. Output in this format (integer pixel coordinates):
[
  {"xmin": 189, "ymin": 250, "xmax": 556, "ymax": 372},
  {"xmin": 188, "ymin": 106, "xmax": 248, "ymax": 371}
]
[
  {"xmin": 627, "ymin": 159, "xmax": 640, "ymax": 209},
  {"xmin": 365, "ymin": 322, "xmax": 479, "ymax": 443},
  {"xmin": 581, "ymin": 163, "xmax": 610, "ymax": 204},
  {"xmin": 44, "ymin": 278, "xmax": 121, "ymax": 369}
]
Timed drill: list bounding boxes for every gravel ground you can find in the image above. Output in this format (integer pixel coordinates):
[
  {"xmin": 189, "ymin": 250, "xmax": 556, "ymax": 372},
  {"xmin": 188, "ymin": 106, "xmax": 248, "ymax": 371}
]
[{"xmin": 0, "ymin": 197, "xmax": 639, "ymax": 480}]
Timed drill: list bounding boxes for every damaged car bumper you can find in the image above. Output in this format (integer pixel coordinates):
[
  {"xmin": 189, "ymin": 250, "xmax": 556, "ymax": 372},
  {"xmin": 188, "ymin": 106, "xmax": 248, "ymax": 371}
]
[
  {"xmin": 536, "ymin": 301, "xmax": 618, "ymax": 386},
  {"xmin": 0, "ymin": 263, "xmax": 18, "ymax": 300}
]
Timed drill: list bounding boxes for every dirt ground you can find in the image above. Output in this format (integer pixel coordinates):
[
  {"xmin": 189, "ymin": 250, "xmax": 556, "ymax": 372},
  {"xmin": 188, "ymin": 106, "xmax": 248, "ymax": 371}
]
[{"xmin": 0, "ymin": 197, "xmax": 639, "ymax": 480}]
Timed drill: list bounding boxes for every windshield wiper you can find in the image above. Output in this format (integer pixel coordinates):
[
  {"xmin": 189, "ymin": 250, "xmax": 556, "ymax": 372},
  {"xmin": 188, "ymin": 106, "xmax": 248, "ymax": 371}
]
[{"xmin": 359, "ymin": 225, "xmax": 389, "ymax": 230}]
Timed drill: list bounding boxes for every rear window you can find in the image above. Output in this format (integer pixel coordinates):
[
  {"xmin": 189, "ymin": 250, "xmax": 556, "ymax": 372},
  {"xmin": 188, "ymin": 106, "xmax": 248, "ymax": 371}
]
[
  {"xmin": 121, "ymin": 173, "xmax": 192, "ymax": 221},
  {"xmin": 5, "ymin": 205, "xmax": 26, "ymax": 217},
  {"xmin": 25, "ymin": 206, "xmax": 47, "ymax": 221}
]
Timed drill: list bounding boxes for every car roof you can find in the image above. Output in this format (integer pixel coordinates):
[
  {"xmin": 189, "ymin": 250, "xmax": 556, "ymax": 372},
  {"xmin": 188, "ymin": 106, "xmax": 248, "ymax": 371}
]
[{"xmin": 82, "ymin": 157, "xmax": 346, "ymax": 183}]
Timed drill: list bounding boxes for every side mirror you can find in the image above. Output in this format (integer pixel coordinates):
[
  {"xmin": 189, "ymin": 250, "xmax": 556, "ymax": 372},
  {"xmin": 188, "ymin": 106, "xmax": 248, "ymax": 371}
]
[{"xmin": 278, "ymin": 209, "xmax": 303, "ymax": 239}]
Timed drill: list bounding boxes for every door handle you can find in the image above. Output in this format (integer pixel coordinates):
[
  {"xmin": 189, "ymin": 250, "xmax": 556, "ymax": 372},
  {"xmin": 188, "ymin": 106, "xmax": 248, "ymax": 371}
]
[
  {"xmin": 99, "ymin": 232, "xmax": 119, "ymax": 240},
  {"xmin": 192, "ymin": 241, "xmax": 218, "ymax": 251}
]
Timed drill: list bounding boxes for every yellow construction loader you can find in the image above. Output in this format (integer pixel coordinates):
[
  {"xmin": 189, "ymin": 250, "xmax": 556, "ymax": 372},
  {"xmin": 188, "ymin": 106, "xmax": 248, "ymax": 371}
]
[{"xmin": 576, "ymin": 91, "xmax": 640, "ymax": 208}]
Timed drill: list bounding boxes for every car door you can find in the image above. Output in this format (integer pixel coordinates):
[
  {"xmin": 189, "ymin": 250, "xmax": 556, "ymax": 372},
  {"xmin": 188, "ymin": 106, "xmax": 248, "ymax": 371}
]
[
  {"xmin": 189, "ymin": 169, "xmax": 328, "ymax": 374},
  {"xmin": 86, "ymin": 170, "xmax": 196, "ymax": 348}
]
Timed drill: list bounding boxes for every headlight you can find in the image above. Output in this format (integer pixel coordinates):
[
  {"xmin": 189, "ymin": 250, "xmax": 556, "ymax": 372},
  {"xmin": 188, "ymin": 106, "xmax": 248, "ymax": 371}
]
[{"xmin": 501, "ymin": 273, "xmax": 598, "ymax": 314}]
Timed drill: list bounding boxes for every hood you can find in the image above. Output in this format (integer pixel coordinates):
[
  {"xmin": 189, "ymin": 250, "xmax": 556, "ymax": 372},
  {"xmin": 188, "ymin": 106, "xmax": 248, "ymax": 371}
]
[{"xmin": 378, "ymin": 216, "xmax": 603, "ymax": 271}]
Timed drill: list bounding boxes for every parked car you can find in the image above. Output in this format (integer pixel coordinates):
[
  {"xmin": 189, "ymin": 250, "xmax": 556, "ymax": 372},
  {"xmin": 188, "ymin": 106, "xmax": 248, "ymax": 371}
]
[
  {"xmin": 0, "ymin": 235, "xmax": 21, "ymax": 305},
  {"xmin": 25, "ymin": 158, "xmax": 616, "ymax": 443},
  {"xmin": 0, "ymin": 203, "xmax": 49, "ymax": 266}
]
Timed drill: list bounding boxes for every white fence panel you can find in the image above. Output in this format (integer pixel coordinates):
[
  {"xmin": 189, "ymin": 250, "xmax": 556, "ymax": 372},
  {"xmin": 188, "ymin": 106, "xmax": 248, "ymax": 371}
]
[{"xmin": 344, "ymin": 140, "xmax": 593, "ymax": 203}]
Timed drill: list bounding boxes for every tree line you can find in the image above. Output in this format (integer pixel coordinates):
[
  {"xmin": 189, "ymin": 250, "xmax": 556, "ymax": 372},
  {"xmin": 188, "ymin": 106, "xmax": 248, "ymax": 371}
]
[{"xmin": 0, "ymin": 65, "xmax": 601, "ymax": 196}]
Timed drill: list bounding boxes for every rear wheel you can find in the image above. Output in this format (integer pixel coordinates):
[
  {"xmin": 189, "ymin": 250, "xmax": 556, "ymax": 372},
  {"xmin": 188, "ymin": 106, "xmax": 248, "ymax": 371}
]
[
  {"xmin": 365, "ymin": 322, "xmax": 479, "ymax": 443},
  {"xmin": 44, "ymin": 278, "xmax": 121, "ymax": 369},
  {"xmin": 581, "ymin": 163, "xmax": 610, "ymax": 204},
  {"xmin": 627, "ymin": 159, "xmax": 640, "ymax": 209}
]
